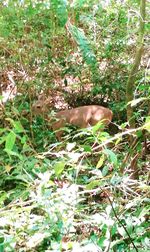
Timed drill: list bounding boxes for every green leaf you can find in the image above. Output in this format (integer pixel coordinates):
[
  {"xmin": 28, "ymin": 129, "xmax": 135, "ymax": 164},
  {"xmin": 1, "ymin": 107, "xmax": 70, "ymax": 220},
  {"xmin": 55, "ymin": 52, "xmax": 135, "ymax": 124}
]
[
  {"xmin": 22, "ymin": 143, "xmax": 32, "ymax": 152},
  {"xmin": 102, "ymin": 166, "xmax": 109, "ymax": 176},
  {"xmin": 111, "ymin": 224, "xmax": 117, "ymax": 236},
  {"xmin": 92, "ymin": 121, "xmax": 104, "ymax": 134},
  {"xmin": 21, "ymin": 135, "xmax": 27, "ymax": 144},
  {"xmin": 12, "ymin": 121, "xmax": 24, "ymax": 133},
  {"xmin": 82, "ymin": 145, "xmax": 92, "ymax": 152},
  {"xmin": 5, "ymin": 131, "xmax": 16, "ymax": 151},
  {"xmin": 67, "ymin": 22, "xmax": 97, "ymax": 67},
  {"xmin": 98, "ymin": 237, "xmax": 105, "ymax": 247},
  {"xmin": 4, "ymin": 149, "xmax": 23, "ymax": 160},
  {"xmin": 51, "ymin": 0, "xmax": 68, "ymax": 27},
  {"xmin": 143, "ymin": 116, "xmax": 150, "ymax": 132},
  {"xmin": 103, "ymin": 149, "xmax": 118, "ymax": 166},
  {"xmin": 5, "ymin": 119, "xmax": 24, "ymax": 132},
  {"xmin": 66, "ymin": 142, "xmax": 76, "ymax": 151},
  {"xmin": 96, "ymin": 154, "xmax": 105, "ymax": 168},
  {"xmin": 142, "ymin": 237, "xmax": 150, "ymax": 248},
  {"xmin": 111, "ymin": 174, "xmax": 122, "ymax": 185},
  {"xmin": 54, "ymin": 161, "xmax": 65, "ymax": 176},
  {"xmin": 86, "ymin": 180, "xmax": 100, "ymax": 190},
  {"xmin": 0, "ymin": 236, "xmax": 4, "ymax": 252}
]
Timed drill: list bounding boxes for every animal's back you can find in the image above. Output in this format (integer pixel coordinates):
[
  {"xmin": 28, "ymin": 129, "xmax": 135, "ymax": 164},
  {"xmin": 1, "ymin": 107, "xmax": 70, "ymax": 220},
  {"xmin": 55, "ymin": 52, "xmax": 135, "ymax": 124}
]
[{"xmin": 56, "ymin": 105, "xmax": 112, "ymax": 127}]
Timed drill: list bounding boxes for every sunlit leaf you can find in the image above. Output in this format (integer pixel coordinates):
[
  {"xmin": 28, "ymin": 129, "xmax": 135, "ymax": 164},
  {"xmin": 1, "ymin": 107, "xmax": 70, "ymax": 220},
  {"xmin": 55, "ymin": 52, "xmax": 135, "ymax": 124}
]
[
  {"xmin": 86, "ymin": 180, "xmax": 100, "ymax": 190},
  {"xmin": 143, "ymin": 237, "xmax": 150, "ymax": 247},
  {"xmin": 129, "ymin": 97, "xmax": 147, "ymax": 107},
  {"xmin": 12, "ymin": 121, "xmax": 24, "ymax": 133},
  {"xmin": 66, "ymin": 142, "xmax": 76, "ymax": 151},
  {"xmin": 5, "ymin": 119, "xmax": 24, "ymax": 132},
  {"xmin": 21, "ymin": 135, "xmax": 27, "ymax": 144},
  {"xmin": 82, "ymin": 145, "xmax": 92, "ymax": 152},
  {"xmin": 92, "ymin": 121, "xmax": 104, "ymax": 134},
  {"xmin": 5, "ymin": 165, "xmax": 13, "ymax": 173},
  {"xmin": 54, "ymin": 161, "xmax": 66, "ymax": 176},
  {"xmin": 96, "ymin": 154, "xmax": 105, "ymax": 168},
  {"xmin": 68, "ymin": 152, "xmax": 81, "ymax": 163},
  {"xmin": 48, "ymin": 180, "xmax": 55, "ymax": 186},
  {"xmin": 5, "ymin": 131, "xmax": 16, "ymax": 151},
  {"xmin": 143, "ymin": 116, "xmax": 150, "ymax": 132},
  {"xmin": 26, "ymin": 232, "xmax": 46, "ymax": 249}
]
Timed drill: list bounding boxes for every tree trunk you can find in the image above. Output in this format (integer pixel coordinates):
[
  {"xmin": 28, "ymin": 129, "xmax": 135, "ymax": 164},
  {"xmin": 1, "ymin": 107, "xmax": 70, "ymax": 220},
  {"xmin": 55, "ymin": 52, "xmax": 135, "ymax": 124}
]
[
  {"xmin": 126, "ymin": 0, "xmax": 146, "ymax": 128},
  {"xmin": 126, "ymin": 0, "xmax": 146, "ymax": 179}
]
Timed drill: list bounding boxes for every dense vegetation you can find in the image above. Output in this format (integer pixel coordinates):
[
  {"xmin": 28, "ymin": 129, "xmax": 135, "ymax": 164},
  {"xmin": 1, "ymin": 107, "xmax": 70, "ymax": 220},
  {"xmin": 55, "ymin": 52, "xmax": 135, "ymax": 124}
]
[{"xmin": 0, "ymin": 0, "xmax": 149, "ymax": 251}]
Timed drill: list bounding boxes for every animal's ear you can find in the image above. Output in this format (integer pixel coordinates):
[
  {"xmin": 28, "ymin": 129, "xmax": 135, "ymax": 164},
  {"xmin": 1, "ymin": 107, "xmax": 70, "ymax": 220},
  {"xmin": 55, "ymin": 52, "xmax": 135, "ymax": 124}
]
[{"xmin": 38, "ymin": 93, "xmax": 46, "ymax": 100}]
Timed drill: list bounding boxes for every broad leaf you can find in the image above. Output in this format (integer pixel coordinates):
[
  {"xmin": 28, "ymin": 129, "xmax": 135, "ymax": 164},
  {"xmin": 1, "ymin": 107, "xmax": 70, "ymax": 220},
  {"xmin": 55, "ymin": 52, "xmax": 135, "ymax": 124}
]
[
  {"xmin": 103, "ymin": 149, "xmax": 118, "ymax": 166},
  {"xmin": 51, "ymin": 0, "xmax": 68, "ymax": 27},
  {"xmin": 86, "ymin": 180, "xmax": 100, "ymax": 190},
  {"xmin": 96, "ymin": 154, "xmax": 105, "ymax": 168},
  {"xmin": 13, "ymin": 121, "xmax": 24, "ymax": 133},
  {"xmin": 67, "ymin": 22, "xmax": 97, "ymax": 67},
  {"xmin": 143, "ymin": 116, "xmax": 150, "ymax": 132},
  {"xmin": 54, "ymin": 161, "xmax": 66, "ymax": 176},
  {"xmin": 5, "ymin": 131, "xmax": 16, "ymax": 151}
]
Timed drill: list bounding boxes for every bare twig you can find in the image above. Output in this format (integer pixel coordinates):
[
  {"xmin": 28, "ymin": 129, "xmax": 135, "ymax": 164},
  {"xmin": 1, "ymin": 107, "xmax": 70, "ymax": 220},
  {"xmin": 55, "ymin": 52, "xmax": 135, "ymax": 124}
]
[{"xmin": 105, "ymin": 191, "xmax": 139, "ymax": 252}]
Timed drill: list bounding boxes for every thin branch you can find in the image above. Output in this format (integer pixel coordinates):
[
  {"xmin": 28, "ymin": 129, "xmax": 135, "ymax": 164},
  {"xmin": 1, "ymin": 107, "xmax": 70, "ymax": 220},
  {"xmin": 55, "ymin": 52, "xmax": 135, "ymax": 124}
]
[{"xmin": 105, "ymin": 191, "xmax": 139, "ymax": 252}]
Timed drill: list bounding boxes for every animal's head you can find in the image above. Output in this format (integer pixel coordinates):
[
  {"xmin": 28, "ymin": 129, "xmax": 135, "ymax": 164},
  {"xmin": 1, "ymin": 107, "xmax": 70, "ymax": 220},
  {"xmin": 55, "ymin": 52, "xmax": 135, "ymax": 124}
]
[{"xmin": 32, "ymin": 94, "xmax": 53, "ymax": 116}]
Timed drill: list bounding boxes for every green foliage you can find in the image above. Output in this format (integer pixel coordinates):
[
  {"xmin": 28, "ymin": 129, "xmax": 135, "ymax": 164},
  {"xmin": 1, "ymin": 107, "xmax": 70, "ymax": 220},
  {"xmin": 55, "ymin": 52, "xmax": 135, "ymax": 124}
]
[
  {"xmin": 67, "ymin": 22, "xmax": 100, "ymax": 84},
  {"xmin": 0, "ymin": 0, "xmax": 149, "ymax": 251},
  {"xmin": 54, "ymin": 161, "xmax": 66, "ymax": 176},
  {"xmin": 0, "ymin": 108, "xmax": 149, "ymax": 251},
  {"xmin": 51, "ymin": 0, "xmax": 68, "ymax": 27},
  {"xmin": 67, "ymin": 23, "xmax": 96, "ymax": 66}
]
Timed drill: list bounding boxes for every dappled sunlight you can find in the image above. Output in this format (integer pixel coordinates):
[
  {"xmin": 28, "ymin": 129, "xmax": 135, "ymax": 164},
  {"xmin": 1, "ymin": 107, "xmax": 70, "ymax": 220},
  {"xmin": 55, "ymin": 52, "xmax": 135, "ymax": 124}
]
[{"xmin": 0, "ymin": 0, "xmax": 149, "ymax": 251}]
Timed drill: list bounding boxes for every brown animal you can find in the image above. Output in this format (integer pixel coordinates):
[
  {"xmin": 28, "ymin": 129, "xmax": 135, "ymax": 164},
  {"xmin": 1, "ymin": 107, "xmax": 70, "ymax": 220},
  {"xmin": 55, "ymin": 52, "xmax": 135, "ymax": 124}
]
[
  {"xmin": 32, "ymin": 101, "xmax": 113, "ymax": 140},
  {"xmin": 51, "ymin": 105, "xmax": 113, "ymax": 140}
]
